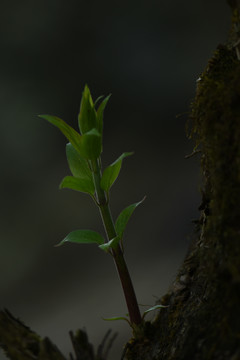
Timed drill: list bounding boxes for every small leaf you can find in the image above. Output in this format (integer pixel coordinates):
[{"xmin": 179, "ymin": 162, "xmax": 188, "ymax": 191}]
[
  {"xmin": 66, "ymin": 143, "xmax": 93, "ymax": 180},
  {"xmin": 100, "ymin": 152, "xmax": 133, "ymax": 192},
  {"xmin": 78, "ymin": 85, "xmax": 97, "ymax": 134},
  {"xmin": 102, "ymin": 316, "xmax": 130, "ymax": 325},
  {"xmin": 39, "ymin": 115, "xmax": 83, "ymax": 154},
  {"xmin": 94, "ymin": 95, "xmax": 104, "ymax": 106},
  {"xmin": 99, "ymin": 236, "xmax": 120, "ymax": 252},
  {"xmin": 56, "ymin": 230, "xmax": 105, "ymax": 247},
  {"xmin": 96, "ymin": 94, "xmax": 111, "ymax": 135},
  {"xmin": 59, "ymin": 176, "xmax": 95, "ymax": 195},
  {"xmin": 115, "ymin": 197, "xmax": 145, "ymax": 239},
  {"xmin": 142, "ymin": 304, "xmax": 168, "ymax": 319},
  {"xmin": 80, "ymin": 128, "xmax": 102, "ymax": 160},
  {"xmin": 143, "ymin": 304, "xmax": 168, "ymax": 314}
]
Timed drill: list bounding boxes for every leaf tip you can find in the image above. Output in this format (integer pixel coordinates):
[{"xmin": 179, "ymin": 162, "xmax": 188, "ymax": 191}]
[
  {"xmin": 59, "ymin": 180, "xmax": 64, "ymax": 190},
  {"xmin": 38, "ymin": 114, "xmax": 48, "ymax": 120},
  {"xmin": 54, "ymin": 241, "xmax": 64, "ymax": 247}
]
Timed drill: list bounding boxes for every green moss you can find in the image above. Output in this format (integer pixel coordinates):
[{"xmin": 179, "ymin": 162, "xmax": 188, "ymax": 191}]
[
  {"xmin": 186, "ymin": 44, "xmax": 240, "ymax": 358},
  {"xmin": 190, "ymin": 45, "xmax": 240, "ymax": 270}
]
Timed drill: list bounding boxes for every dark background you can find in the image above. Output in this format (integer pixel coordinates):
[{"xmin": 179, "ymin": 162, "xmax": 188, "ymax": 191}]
[{"xmin": 0, "ymin": 1, "xmax": 230, "ymax": 359}]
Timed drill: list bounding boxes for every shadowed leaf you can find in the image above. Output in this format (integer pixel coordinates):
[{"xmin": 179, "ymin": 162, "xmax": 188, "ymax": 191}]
[
  {"xmin": 81, "ymin": 129, "xmax": 102, "ymax": 160},
  {"xmin": 100, "ymin": 152, "xmax": 133, "ymax": 192},
  {"xmin": 39, "ymin": 115, "xmax": 82, "ymax": 154},
  {"xmin": 99, "ymin": 236, "xmax": 120, "ymax": 252},
  {"xmin": 56, "ymin": 230, "xmax": 105, "ymax": 247},
  {"xmin": 59, "ymin": 176, "xmax": 95, "ymax": 195},
  {"xmin": 115, "ymin": 197, "xmax": 145, "ymax": 239},
  {"xmin": 78, "ymin": 85, "xmax": 97, "ymax": 134},
  {"xmin": 96, "ymin": 94, "xmax": 111, "ymax": 135},
  {"xmin": 66, "ymin": 143, "xmax": 93, "ymax": 180}
]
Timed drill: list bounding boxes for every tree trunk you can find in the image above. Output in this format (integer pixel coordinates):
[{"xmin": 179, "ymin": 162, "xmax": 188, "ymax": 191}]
[
  {"xmin": 125, "ymin": 5, "xmax": 240, "ymax": 360},
  {"xmin": 1, "ymin": 2, "xmax": 240, "ymax": 360}
]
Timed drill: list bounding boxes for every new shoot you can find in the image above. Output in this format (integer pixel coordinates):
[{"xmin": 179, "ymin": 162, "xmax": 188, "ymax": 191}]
[{"xmin": 39, "ymin": 85, "xmax": 164, "ymax": 332}]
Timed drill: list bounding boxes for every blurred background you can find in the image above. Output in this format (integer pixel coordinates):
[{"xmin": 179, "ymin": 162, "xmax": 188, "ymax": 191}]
[{"xmin": 0, "ymin": 1, "xmax": 230, "ymax": 359}]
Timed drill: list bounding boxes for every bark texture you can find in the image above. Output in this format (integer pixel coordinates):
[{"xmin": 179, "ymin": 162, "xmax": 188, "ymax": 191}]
[
  {"xmin": 0, "ymin": 309, "xmax": 66, "ymax": 360},
  {"xmin": 0, "ymin": 310, "xmax": 116, "ymax": 360},
  {"xmin": 124, "ymin": 7, "xmax": 240, "ymax": 360}
]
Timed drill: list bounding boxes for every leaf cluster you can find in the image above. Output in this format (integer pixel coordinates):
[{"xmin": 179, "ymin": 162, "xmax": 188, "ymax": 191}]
[{"xmin": 40, "ymin": 85, "xmax": 144, "ymax": 253}]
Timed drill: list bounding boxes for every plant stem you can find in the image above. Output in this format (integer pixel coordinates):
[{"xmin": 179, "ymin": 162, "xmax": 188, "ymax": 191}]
[{"xmin": 91, "ymin": 159, "xmax": 142, "ymax": 326}]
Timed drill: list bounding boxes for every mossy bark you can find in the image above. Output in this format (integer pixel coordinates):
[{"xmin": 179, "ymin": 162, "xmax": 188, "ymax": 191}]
[
  {"xmin": 0, "ymin": 309, "xmax": 66, "ymax": 360},
  {"xmin": 124, "ymin": 10, "xmax": 240, "ymax": 360},
  {"xmin": 0, "ymin": 309, "xmax": 117, "ymax": 360}
]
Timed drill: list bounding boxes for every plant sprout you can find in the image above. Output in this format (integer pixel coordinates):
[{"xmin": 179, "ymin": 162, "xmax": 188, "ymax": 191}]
[{"xmin": 39, "ymin": 85, "xmax": 164, "ymax": 333}]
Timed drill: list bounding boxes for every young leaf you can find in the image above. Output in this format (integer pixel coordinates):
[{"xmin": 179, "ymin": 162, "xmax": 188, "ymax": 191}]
[
  {"xmin": 56, "ymin": 229, "xmax": 105, "ymax": 247},
  {"xmin": 59, "ymin": 176, "xmax": 95, "ymax": 195},
  {"xmin": 100, "ymin": 152, "xmax": 133, "ymax": 192},
  {"xmin": 78, "ymin": 85, "xmax": 97, "ymax": 134},
  {"xmin": 80, "ymin": 128, "xmax": 102, "ymax": 160},
  {"xmin": 94, "ymin": 95, "xmax": 104, "ymax": 107},
  {"xmin": 142, "ymin": 304, "xmax": 169, "ymax": 320},
  {"xmin": 99, "ymin": 236, "xmax": 120, "ymax": 253},
  {"xmin": 96, "ymin": 94, "xmax": 111, "ymax": 135},
  {"xmin": 39, "ymin": 115, "xmax": 83, "ymax": 154},
  {"xmin": 102, "ymin": 316, "xmax": 131, "ymax": 325},
  {"xmin": 115, "ymin": 197, "xmax": 145, "ymax": 239},
  {"xmin": 143, "ymin": 304, "xmax": 168, "ymax": 314},
  {"xmin": 66, "ymin": 143, "xmax": 93, "ymax": 181}
]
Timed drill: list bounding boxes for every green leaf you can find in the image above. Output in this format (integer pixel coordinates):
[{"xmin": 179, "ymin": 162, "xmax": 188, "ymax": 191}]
[
  {"xmin": 100, "ymin": 152, "xmax": 133, "ymax": 192},
  {"xmin": 56, "ymin": 229, "xmax": 105, "ymax": 247},
  {"xmin": 142, "ymin": 304, "xmax": 168, "ymax": 319},
  {"xmin": 59, "ymin": 176, "xmax": 95, "ymax": 195},
  {"xmin": 115, "ymin": 197, "xmax": 145, "ymax": 239},
  {"xmin": 99, "ymin": 236, "xmax": 120, "ymax": 252},
  {"xmin": 94, "ymin": 95, "xmax": 104, "ymax": 106},
  {"xmin": 80, "ymin": 128, "xmax": 102, "ymax": 160},
  {"xmin": 39, "ymin": 115, "xmax": 83, "ymax": 154},
  {"xmin": 66, "ymin": 143, "xmax": 93, "ymax": 181},
  {"xmin": 102, "ymin": 316, "xmax": 130, "ymax": 325},
  {"xmin": 143, "ymin": 304, "xmax": 168, "ymax": 314},
  {"xmin": 96, "ymin": 94, "xmax": 111, "ymax": 135},
  {"xmin": 78, "ymin": 85, "xmax": 97, "ymax": 134}
]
